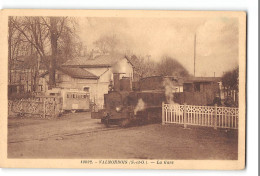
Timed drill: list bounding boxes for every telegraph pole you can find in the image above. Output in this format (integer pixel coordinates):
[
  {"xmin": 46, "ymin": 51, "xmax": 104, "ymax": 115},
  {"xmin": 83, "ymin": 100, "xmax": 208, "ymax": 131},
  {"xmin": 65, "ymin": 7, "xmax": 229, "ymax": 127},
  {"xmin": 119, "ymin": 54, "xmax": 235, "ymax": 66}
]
[{"xmin": 194, "ymin": 33, "xmax": 196, "ymax": 77}]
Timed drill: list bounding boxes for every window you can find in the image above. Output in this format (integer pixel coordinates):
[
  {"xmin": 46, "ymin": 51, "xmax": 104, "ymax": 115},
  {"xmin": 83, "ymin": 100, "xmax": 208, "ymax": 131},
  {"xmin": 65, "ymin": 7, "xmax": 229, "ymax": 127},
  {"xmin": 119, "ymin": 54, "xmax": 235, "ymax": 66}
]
[
  {"xmin": 183, "ymin": 83, "xmax": 192, "ymax": 92},
  {"xmin": 83, "ymin": 87, "xmax": 90, "ymax": 92}
]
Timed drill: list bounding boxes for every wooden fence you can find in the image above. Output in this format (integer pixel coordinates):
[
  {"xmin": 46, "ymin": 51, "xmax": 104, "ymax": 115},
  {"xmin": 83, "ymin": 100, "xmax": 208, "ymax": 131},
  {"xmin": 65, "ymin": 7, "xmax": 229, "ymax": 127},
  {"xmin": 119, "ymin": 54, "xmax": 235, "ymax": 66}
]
[
  {"xmin": 8, "ymin": 97, "xmax": 62, "ymax": 118},
  {"xmin": 162, "ymin": 103, "xmax": 239, "ymax": 129}
]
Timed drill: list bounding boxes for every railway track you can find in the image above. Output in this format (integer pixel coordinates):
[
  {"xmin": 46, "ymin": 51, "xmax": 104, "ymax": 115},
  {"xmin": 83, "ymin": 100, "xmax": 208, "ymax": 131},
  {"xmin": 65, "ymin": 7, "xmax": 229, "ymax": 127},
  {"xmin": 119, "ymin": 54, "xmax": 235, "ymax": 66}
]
[{"xmin": 8, "ymin": 125, "xmax": 121, "ymax": 144}]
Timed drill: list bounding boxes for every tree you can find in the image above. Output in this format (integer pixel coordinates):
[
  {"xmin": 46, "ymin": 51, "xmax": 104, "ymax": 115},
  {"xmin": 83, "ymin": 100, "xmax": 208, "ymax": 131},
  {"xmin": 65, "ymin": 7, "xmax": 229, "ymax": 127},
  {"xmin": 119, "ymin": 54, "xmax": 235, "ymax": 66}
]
[
  {"xmin": 93, "ymin": 34, "xmax": 119, "ymax": 54},
  {"xmin": 130, "ymin": 55, "xmax": 157, "ymax": 80},
  {"xmin": 129, "ymin": 55, "xmax": 190, "ymax": 81},
  {"xmin": 11, "ymin": 16, "xmax": 77, "ymax": 89},
  {"xmin": 222, "ymin": 67, "xmax": 239, "ymax": 91},
  {"xmin": 49, "ymin": 17, "xmax": 60, "ymax": 88},
  {"xmin": 8, "ymin": 17, "xmax": 13, "ymax": 83},
  {"xmin": 222, "ymin": 67, "xmax": 239, "ymax": 107},
  {"xmin": 156, "ymin": 56, "xmax": 190, "ymax": 77},
  {"xmin": 8, "ymin": 17, "xmax": 26, "ymax": 84}
]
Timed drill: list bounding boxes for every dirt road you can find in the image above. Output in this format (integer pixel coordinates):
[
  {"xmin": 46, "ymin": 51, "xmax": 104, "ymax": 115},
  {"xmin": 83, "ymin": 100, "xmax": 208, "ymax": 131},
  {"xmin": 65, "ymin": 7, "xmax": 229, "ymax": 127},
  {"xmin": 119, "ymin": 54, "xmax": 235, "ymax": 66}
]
[{"xmin": 8, "ymin": 112, "xmax": 238, "ymax": 159}]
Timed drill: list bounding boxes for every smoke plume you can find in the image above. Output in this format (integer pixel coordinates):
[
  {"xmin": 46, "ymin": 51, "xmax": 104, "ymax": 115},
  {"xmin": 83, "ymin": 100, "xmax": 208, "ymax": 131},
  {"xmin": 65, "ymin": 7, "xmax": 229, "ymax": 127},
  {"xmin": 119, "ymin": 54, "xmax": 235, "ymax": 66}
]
[
  {"xmin": 163, "ymin": 78, "xmax": 179, "ymax": 105},
  {"xmin": 134, "ymin": 99, "xmax": 146, "ymax": 115}
]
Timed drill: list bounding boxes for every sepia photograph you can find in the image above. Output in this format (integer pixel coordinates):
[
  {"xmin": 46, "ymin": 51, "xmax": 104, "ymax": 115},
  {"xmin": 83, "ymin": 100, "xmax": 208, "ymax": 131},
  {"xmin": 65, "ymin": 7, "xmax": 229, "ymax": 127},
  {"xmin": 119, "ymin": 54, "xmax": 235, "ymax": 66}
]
[{"xmin": 0, "ymin": 9, "xmax": 246, "ymax": 169}]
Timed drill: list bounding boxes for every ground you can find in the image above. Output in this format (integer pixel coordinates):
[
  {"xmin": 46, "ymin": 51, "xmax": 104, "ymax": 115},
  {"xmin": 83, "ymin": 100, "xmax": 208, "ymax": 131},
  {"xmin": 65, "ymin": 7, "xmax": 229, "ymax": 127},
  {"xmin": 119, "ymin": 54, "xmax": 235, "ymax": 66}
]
[{"xmin": 8, "ymin": 112, "xmax": 238, "ymax": 159}]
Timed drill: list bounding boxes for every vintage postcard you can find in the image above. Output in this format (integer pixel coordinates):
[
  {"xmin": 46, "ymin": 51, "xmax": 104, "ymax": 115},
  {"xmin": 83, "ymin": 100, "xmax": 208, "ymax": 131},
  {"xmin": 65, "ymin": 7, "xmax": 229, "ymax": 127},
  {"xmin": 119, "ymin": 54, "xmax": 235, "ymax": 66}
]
[{"xmin": 0, "ymin": 9, "xmax": 246, "ymax": 169}]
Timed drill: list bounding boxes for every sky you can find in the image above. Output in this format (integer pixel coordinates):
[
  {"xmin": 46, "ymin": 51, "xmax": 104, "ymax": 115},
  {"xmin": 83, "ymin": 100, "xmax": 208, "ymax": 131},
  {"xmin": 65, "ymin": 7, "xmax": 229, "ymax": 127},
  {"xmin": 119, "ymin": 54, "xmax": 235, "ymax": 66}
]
[{"xmin": 78, "ymin": 16, "xmax": 239, "ymax": 77}]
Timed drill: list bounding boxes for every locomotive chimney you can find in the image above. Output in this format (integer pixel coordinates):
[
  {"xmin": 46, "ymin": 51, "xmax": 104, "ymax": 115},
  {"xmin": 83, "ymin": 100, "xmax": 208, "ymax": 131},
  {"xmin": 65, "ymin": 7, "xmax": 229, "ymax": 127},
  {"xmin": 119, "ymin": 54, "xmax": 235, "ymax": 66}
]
[
  {"xmin": 113, "ymin": 73, "xmax": 120, "ymax": 91},
  {"xmin": 120, "ymin": 77, "xmax": 131, "ymax": 91}
]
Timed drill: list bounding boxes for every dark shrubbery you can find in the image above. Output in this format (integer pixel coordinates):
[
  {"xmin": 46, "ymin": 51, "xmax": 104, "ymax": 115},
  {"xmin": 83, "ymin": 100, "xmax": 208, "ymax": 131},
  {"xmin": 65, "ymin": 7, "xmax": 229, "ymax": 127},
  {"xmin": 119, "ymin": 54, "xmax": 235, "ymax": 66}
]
[{"xmin": 224, "ymin": 96, "xmax": 238, "ymax": 107}]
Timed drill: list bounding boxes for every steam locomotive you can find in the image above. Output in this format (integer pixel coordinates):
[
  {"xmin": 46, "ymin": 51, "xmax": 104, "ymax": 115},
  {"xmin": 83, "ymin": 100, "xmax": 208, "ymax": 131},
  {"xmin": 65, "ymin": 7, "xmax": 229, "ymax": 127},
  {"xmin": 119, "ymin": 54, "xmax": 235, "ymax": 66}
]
[{"xmin": 91, "ymin": 74, "xmax": 170, "ymax": 127}]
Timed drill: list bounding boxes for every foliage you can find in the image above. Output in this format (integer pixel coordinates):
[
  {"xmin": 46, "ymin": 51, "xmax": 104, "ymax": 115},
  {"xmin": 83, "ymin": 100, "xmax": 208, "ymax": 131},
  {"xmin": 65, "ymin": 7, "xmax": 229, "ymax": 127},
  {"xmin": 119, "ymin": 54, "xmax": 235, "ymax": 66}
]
[
  {"xmin": 130, "ymin": 55, "xmax": 190, "ymax": 80},
  {"xmin": 93, "ymin": 34, "xmax": 119, "ymax": 54},
  {"xmin": 56, "ymin": 18, "xmax": 81, "ymax": 64},
  {"xmin": 129, "ymin": 55, "xmax": 157, "ymax": 80},
  {"xmin": 222, "ymin": 67, "xmax": 239, "ymax": 91},
  {"xmin": 156, "ymin": 56, "xmax": 190, "ymax": 77},
  {"xmin": 9, "ymin": 16, "xmax": 79, "ymax": 89},
  {"xmin": 224, "ymin": 96, "xmax": 238, "ymax": 107}
]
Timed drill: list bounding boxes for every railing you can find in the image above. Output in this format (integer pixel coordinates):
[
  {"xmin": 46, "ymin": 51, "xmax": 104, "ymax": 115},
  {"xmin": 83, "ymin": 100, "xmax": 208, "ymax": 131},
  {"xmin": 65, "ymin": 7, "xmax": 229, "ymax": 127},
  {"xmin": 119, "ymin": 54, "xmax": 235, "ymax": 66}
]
[
  {"xmin": 162, "ymin": 103, "xmax": 239, "ymax": 129},
  {"xmin": 8, "ymin": 97, "xmax": 62, "ymax": 118}
]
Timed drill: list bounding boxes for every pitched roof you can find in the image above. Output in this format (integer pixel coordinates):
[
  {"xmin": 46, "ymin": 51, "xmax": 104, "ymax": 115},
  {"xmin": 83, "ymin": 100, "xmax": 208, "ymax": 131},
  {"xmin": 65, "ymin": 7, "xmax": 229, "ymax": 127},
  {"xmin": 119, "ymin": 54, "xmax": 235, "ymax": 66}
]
[
  {"xmin": 39, "ymin": 67, "xmax": 99, "ymax": 79},
  {"xmin": 62, "ymin": 53, "xmax": 133, "ymax": 68},
  {"xmin": 184, "ymin": 77, "xmax": 221, "ymax": 83},
  {"xmin": 58, "ymin": 67, "xmax": 99, "ymax": 79}
]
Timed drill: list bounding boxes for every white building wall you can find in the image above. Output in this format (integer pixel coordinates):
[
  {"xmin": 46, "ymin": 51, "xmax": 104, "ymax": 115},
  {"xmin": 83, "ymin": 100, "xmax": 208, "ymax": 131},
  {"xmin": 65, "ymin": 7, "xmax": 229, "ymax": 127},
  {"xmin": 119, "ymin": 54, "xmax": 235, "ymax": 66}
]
[{"xmin": 51, "ymin": 57, "xmax": 134, "ymax": 108}]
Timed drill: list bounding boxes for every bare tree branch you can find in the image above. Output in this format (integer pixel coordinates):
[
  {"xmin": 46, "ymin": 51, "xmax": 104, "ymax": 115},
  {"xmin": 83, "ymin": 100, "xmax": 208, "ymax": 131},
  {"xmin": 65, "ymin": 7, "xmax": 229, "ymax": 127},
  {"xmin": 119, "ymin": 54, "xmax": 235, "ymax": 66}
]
[
  {"xmin": 57, "ymin": 17, "xmax": 67, "ymax": 39},
  {"xmin": 40, "ymin": 17, "xmax": 51, "ymax": 29}
]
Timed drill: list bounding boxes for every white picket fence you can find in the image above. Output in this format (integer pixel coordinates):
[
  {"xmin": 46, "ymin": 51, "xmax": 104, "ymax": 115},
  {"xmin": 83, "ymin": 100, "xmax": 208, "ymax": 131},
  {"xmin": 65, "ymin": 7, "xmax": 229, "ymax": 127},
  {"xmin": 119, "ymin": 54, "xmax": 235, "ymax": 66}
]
[{"xmin": 162, "ymin": 103, "xmax": 239, "ymax": 129}]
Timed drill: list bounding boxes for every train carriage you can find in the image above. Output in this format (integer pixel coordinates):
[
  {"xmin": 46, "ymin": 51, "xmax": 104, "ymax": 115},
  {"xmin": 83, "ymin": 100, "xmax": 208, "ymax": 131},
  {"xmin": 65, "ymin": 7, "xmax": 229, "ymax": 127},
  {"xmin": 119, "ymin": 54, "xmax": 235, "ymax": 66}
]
[{"xmin": 45, "ymin": 88, "xmax": 90, "ymax": 113}]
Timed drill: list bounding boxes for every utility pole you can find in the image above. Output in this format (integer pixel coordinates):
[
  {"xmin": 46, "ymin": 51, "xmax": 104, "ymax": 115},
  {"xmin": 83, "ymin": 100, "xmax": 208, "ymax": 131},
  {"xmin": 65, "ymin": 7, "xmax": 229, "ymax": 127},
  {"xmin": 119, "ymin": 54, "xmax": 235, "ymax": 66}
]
[{"xmin": 194, "ymin": 33, "xmax": 196, "ymax": 77}]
